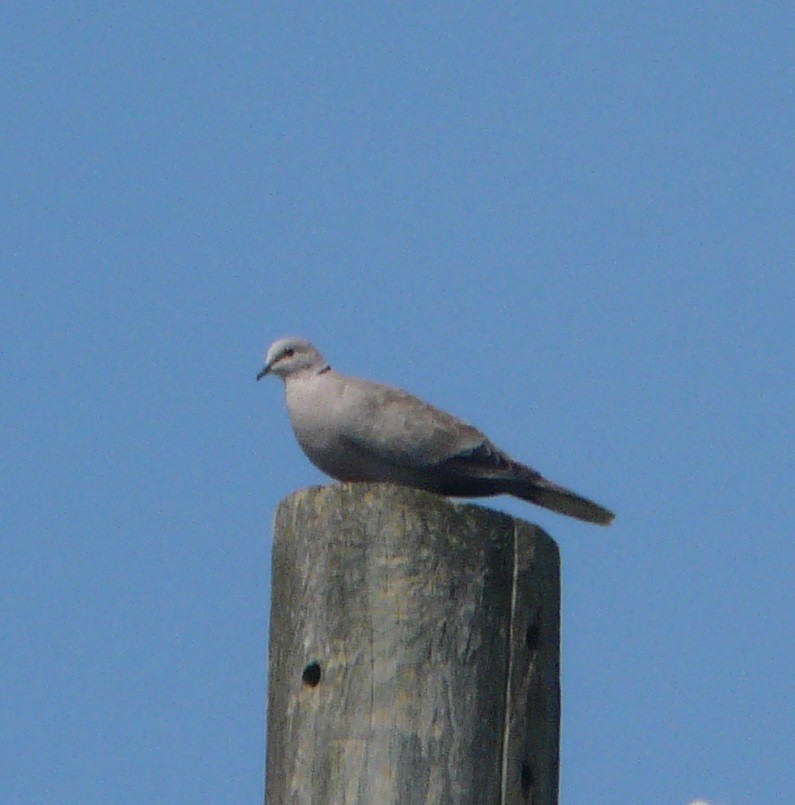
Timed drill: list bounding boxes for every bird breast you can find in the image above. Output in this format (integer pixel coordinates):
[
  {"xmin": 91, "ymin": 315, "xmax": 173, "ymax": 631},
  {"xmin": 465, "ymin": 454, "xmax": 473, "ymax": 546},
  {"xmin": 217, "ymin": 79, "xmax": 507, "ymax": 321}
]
[{"xmin": 284, "ymin": 374, "xmax": 387, "ymax": 482}]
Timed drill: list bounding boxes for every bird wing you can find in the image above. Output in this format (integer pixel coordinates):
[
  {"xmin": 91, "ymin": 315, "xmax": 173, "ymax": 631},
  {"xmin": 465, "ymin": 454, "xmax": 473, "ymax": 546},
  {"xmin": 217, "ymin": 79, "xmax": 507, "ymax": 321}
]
[{"xmin": 335, "ymin": 375, "xmax": 493, "ymax": 468}]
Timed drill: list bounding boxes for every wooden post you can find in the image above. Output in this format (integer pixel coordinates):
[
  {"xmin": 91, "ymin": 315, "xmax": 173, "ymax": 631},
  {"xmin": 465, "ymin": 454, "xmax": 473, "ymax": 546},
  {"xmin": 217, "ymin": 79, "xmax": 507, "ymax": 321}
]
[{"xmin": 265, "ymin": 483, "xmax": 560, "ymax": 805}]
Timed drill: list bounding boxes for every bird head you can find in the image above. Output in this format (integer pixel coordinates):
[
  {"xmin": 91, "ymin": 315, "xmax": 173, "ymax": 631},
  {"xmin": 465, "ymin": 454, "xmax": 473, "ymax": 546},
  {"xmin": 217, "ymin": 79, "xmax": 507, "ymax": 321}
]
[{"xmin": 257, "ymin": 337, "xmax": 328, "ymax": 381}]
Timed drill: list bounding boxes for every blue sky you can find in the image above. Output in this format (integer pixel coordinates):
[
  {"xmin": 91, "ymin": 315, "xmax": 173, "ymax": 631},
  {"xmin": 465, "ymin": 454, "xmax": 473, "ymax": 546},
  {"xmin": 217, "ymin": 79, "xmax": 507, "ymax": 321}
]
[{"xmin": 2, "ymin": 4, "xmax": 793, "ymax": 803}]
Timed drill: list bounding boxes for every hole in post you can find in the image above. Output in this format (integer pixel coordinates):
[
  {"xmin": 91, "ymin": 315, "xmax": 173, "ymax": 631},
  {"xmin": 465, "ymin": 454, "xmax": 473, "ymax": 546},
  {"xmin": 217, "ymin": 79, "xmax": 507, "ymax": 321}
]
[
  {"xmin": 520, "ymin": 761, "xmax": 533, "ymax": 797},
  {"xmin": 302, "ymin": 661, "xmax": 321, "ymax": 687}
]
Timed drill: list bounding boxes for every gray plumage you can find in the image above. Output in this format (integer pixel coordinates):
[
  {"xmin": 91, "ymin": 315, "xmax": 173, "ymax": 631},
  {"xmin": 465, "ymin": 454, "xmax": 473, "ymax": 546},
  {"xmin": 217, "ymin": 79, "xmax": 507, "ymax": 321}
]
[{"xmin": 257, "ymin": 336, "xmax": 614, "ymax": 526}]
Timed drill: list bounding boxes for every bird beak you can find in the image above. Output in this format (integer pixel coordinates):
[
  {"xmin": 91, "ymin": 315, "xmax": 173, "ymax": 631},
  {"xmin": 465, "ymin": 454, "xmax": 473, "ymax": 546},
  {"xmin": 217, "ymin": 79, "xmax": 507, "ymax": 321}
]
[{"xmin": 256, "ymin": 362, "xmax": 271, "ymax": 381}]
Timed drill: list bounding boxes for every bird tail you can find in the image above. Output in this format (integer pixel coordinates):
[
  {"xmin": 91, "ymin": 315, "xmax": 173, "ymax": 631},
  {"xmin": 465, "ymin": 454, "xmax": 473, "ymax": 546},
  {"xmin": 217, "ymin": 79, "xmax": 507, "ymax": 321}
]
[{"xmin": 510, "ymin": 475, "xmax": 615, "ymax": 526}]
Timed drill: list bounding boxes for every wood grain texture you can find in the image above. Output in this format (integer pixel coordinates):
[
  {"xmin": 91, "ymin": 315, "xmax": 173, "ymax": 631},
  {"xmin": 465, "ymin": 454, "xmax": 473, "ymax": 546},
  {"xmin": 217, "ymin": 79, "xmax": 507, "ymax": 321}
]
[{"xmin": 265, "ymin": 484, "xmax": 560, "ymax": 805}]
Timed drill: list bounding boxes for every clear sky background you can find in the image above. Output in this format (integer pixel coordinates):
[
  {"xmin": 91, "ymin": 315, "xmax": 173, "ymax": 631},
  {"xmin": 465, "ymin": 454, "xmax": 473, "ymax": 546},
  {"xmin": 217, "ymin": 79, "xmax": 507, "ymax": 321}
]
[{"xmin": 3, "ymin": 4, "xmax": 793, "ymax": 804}]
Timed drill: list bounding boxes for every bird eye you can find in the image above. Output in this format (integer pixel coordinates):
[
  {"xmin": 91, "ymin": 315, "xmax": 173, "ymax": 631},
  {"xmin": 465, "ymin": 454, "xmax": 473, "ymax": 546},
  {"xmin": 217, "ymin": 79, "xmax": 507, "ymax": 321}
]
[{"xmin": 283, "ymin": 348, "xmax": 295, "ymax": 358}]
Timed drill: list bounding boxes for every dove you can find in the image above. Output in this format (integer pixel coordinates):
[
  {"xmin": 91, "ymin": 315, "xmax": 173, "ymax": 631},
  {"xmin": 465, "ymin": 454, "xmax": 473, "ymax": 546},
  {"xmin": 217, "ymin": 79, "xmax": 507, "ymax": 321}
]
[{"xmin": 257, "ymin": 337, "xmax": 614, "ymax": 525}]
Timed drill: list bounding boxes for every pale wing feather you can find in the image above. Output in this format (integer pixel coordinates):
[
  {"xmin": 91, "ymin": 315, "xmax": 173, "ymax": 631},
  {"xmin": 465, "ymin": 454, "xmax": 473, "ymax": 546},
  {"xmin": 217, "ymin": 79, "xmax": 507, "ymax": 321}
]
[{"xmin": 336, "ymin": 376, "xmax": 487, "ymax": 467}]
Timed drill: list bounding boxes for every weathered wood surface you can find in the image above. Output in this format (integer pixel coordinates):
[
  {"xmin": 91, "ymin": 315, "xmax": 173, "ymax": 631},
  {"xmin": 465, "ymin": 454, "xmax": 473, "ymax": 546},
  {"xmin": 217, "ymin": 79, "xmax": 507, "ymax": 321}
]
[{"xmin": 265, "ymin": 484, "xmax": 560, "ymax": 805}]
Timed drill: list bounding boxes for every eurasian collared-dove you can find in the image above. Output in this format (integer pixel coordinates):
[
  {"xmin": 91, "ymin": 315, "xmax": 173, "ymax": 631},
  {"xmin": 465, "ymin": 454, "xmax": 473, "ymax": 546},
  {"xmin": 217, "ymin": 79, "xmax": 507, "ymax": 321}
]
[{"xmin": 257, "ymin": 336, "xmax": 614, "ymax": 525}]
